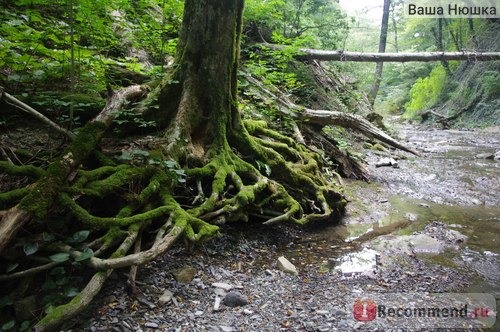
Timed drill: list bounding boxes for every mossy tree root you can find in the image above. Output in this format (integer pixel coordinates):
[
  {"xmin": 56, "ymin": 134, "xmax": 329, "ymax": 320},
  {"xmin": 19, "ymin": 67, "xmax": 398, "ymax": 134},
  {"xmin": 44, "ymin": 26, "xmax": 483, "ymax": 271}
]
[
  {"xmin": 0, "ymin": 85, "xmax": 148, "ymax": 255},
  {"xmin": 32, "ymin": 223, "xmax": 141, "ymax": 332}
]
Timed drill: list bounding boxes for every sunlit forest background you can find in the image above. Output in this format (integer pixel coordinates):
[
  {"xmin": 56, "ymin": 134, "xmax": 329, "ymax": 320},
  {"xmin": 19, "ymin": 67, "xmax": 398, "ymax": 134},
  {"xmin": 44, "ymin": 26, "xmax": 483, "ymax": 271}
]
[{"xmin": 1, "ymin": 0, "xmax": 498, "ymax": 130}]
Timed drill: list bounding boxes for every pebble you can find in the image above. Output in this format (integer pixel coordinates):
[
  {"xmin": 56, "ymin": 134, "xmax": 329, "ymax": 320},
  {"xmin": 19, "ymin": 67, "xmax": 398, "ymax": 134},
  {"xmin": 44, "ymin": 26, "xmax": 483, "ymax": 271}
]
[
  {"xmin": 223, "ymin": 291, "xmax": 248, "ymax": 307},
  {"xmin": 213, "ymin": 297, "xmax": 222, "ymax": 311},
  {"xmin": 213, "ymin": 287, "xmax": 226, "ymax": 296},
  {"xmin": 158, "ymin": 289, "xmax": 174, "ymax": 304},
  {"xmin": 211, "ymin": 282, "xmax": 232, "ymax": 291},
  {"xmin": 475, "ymin": 152, "xmax": 494, "ymax": 159},
  {"xmin": 277, "ymin": 256, "xmax": 298, "ymax": 275},
  {"xmin": 220, "ymin": 326, "xmax": 235, "ymax": 332},
  {"xmin": 137, "ymin": 296, "xmax": 156, "ymax": 309},
  {"xmin": 243, "ymin": 309, "xmax": 253, "ymax": 315},
  {"xmin": 144, "ymin": 322, "xmax": 159, "ymax": 329},
  {"xmin": 171, "ymin": 265, "xmax": 197, "ymax": 283}
]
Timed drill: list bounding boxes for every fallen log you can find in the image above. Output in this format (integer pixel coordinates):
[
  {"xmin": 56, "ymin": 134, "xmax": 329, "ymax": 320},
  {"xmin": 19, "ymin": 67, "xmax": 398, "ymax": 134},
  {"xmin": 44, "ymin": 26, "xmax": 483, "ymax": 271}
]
[
  {"xmin": 293, "ymin": 48, "xmax": 500, "ymax": 63},
  {"xmin": 420, "ymin": 108, "xmax": 468, "ymax": 129}
]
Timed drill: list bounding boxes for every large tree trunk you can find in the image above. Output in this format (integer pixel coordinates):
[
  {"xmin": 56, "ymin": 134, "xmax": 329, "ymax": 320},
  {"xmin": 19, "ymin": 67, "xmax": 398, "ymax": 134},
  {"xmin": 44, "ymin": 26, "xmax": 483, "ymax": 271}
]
[{"xmin": 155, "ymin": 0, "xmax": 244, "ymax": 162}]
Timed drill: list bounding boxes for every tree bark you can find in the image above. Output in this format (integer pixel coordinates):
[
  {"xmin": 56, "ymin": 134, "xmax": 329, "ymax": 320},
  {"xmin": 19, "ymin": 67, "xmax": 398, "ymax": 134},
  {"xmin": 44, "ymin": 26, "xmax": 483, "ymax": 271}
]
[
  {"xmin": 156, "ymin": 0, "xmax": 244, "ymax": 161},
  {"xmin": 368, "ymin": 0, "xmax": 391, "ymax": 104}
]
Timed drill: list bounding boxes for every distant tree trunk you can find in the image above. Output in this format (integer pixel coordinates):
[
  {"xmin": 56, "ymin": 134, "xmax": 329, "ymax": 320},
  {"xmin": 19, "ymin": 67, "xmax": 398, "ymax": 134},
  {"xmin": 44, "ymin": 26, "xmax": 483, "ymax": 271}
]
[
  {"xmin": 443, "ymin": 18, "xmax": 461, "ymax": 51},
  {"xmin": 368, "ymin": 0, "xmax": 390, "ymax": 105},
  {"xmin": 390, "ymin": 0, "xmax": 398, "ymax": 52},
  {"xmin": 431, "ymin": 18, "xmax": 451, "ymax": 75}
]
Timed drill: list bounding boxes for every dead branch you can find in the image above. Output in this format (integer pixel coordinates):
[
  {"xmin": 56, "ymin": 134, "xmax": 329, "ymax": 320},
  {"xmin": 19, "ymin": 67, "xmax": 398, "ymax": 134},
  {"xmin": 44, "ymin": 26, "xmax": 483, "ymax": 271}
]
[
  {"xmin": 420, "ymin": 108, "xmax": 468, "ymax": 129},
  {"xmin": 0, "ymin": 87, "xmax": 75, "ymax": 139}
]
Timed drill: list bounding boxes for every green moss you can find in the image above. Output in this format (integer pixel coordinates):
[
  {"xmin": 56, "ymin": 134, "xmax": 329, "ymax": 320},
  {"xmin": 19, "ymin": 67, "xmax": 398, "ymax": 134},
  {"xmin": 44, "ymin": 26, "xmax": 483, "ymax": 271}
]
[
  {"xmin": 0, "ymin": 187, "xmax": 29, "ymax": 207},
  {"xmin": 19, "ymin": 162, "xmax": 66, "ymax": 219},
  {"xmin": 92, "ymin": 150, "xmax": 116, "ymax": 166},
  {"xmin": 86, "ymin": 166, "xmax": 153, "ymax": 198},
  {"xmin": 70, "ymin": 122, "xmax": 107, "ymax": 162},
  {"xmin": 137, "ymin": 171, "xmax": 171, "ymax": 203},
  {"xmin": 35, "ymin": 293, "xmax": 84, "ymax": 329},
  {"xmin": 0, "ymin": 161, "xmax": 45, "ymax": 178},
  {"xmin": 101, "ymin": 227, "xmax": 127, "ymax": 246},
  {"xmin": 60, "ymin": 193, "xmax": 171, "ymax": 228},
  {"xmin": 74, "ymin": 165, "xmax": 128, "ymax": 189},
  {"xmin": 243, "ymin": 119, "xmax": 268, "ymax": 133}
]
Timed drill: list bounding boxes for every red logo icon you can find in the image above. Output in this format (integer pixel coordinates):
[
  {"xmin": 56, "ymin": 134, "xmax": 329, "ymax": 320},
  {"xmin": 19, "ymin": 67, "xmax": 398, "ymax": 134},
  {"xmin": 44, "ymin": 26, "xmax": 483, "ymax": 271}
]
[{"xmin": 353, "ymin": 299, "xmax": 377, "ymax": 321}]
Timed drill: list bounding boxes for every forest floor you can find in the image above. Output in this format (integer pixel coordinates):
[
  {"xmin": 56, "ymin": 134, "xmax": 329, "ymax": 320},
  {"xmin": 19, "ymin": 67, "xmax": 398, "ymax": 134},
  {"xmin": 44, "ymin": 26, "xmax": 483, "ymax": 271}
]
[
  {"xmin": 1, "ymin": 121, "xmax": 498, "ymax": 331},
  {"xmin": 64, "ymin": 123, "xmax": 499, "ymax": 332}
]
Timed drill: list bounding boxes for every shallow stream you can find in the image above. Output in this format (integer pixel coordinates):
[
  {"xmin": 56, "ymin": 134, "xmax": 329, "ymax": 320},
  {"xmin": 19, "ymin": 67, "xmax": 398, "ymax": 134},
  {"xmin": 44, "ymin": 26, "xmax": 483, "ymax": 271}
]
[{"xmin": 278, "ymin": 124, "xmax": 499, "ymax": 327}]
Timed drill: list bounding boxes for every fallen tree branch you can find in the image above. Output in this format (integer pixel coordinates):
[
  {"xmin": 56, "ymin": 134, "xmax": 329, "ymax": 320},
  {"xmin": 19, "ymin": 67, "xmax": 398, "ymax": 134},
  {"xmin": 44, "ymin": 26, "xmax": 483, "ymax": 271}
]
[
  {"xmin": 246, "ymin": 76, "xmax": 419, "ymax": 156},
  {"xmin": 299, "ymin": 109, "xmax": 419, "ymax": 155},
  {"xmin": 420, "ymin": 108, "xmax": 468, "ymax": 129},
  {"xmin": 0, "ymin": 87, "xmax": 75, "ymax": 140}
]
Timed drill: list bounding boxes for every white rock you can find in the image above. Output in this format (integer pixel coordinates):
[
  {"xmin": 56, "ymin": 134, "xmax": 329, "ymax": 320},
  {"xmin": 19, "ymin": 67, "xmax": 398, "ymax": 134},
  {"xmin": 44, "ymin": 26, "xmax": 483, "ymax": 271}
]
[
  {"xmin": 158, "ymin": 289, "xmax": 174, "ymax": 304},
  {"xmin": 211, "ymin": 282, "xmax": 233, "ymax": 291},
  {"xmin": 213, "ymin": 297, "xmax": 222, "ymax": 311},
  {"xmin": 220, "ymin": 326, "xmax": 235, "ymax": 332},
  {"xmin": 277, "ymin": 256, "xmax": 298, "ymax": 275},
  {"xmin": 213, "ymin": 288, "xmax": 226, "ymax": 297}
]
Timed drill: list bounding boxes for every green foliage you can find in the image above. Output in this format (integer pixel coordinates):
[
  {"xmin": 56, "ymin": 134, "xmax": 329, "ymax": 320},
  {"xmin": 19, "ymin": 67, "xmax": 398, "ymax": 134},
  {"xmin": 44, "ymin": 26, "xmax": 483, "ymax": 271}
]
[
  {"xmin": 244, "ymin": 0, "xmax": 349, "ymax": 49},
  {"xmin": 482, "ymin": 71, "xmax": 500, "ymax": 99},
  {"xmin": 404, "ymin": 66, "xmax": 447, "ymax": 118},
  {"xmin": 0, "ymin": 0, "xmax": 182, "ymax": 102},
  {"xmin": 245, "ymin": 44, "xmax": 304, "ymax": 95},
  {"xmin": 113, "ymin": 108, "xmax": 157, "ymax": 134}
]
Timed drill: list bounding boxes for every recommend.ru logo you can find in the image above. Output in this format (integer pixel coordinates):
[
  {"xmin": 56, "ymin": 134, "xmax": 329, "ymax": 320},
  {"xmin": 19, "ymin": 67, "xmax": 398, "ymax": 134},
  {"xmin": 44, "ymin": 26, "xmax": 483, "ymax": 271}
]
[{"xmin": 350, "ymin": 293, "xmax": 496, "ymax": 329}]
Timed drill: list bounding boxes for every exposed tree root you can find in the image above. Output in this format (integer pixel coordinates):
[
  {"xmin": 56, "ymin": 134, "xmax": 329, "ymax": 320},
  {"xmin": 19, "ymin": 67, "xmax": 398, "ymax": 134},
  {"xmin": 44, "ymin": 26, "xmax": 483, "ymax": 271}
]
[
  {"xmin": 1, "ymin": 95, "xmax": 347, "ymax": 328},
  {"xmin": 0, "ymin": 71, "xmax": 409, "ymax": 329},
  {"xmin": 32, "ymin": 223, "xmax": 141, "ymax": 332}
]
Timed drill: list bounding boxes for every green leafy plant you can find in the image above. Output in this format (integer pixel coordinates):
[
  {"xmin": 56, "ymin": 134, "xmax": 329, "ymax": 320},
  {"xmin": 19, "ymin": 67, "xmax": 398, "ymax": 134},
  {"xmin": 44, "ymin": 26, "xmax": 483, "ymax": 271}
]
[{"xmin": 404, "ymin": 65, "xmax": 446, "ymax": 118}]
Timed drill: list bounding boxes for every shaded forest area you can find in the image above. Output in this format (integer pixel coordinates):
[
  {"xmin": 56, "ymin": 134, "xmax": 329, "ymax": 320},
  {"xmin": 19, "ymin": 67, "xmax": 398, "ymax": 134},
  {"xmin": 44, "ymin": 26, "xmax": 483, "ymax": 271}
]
[{"xmin": 0, "ymin": 0, "xmax": 498, "ymax": 330}]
